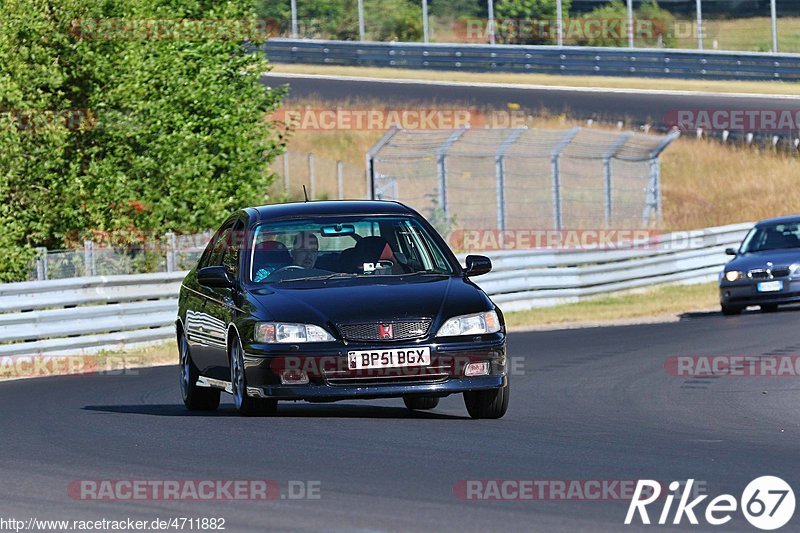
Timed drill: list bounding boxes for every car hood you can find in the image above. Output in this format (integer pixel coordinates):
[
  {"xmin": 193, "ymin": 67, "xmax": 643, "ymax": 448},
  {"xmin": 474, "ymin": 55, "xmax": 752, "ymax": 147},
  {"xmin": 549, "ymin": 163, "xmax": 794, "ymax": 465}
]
[
  {"xmin": 726, "ymin": 249, "xmax": 800, "ymax": 271},
  {"xmin": 247, "ymin": 276, "xmax": 493, "ymax": 327}
]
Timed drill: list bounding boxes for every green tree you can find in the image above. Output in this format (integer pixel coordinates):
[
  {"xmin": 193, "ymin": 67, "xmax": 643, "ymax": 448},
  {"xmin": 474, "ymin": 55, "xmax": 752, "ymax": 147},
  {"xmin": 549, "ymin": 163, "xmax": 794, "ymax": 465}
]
[
  {"xmin": 0, "ymin": 0, "xmax": 285, "ymax": 281},
  {"xmin": 495, "ymin": 0, "xmax": 572, "ymax": 44}
]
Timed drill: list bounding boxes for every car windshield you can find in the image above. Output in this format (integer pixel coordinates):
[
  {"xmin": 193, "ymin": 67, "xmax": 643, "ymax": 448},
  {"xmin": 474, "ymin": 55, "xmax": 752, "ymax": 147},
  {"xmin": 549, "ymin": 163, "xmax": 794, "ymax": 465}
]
[
  {"xmin": 740, "ymin": 222, "xmax": 800, "ymax": 253},
  {"xmin": 249, "ymin": 215, "xmax": 455, "ymax": 283}
]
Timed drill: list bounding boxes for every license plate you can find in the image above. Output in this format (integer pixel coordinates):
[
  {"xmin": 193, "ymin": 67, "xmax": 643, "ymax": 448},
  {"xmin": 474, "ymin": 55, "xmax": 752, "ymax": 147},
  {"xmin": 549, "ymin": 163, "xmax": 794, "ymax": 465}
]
[
  {"xmin": 347, "ymin": 347, "xmax": 431, "ymax": 370},
  {"xmin": 757, "ymin": 280, "xmax": 783, "ymax": 292}
]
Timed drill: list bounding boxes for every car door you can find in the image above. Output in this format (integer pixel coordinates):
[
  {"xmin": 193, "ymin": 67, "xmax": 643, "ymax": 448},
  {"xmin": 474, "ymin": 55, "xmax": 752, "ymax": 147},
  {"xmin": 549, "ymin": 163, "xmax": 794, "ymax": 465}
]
[{"xmin": 188, "ymin": 220, "xmax": 235, "ymax": 379}]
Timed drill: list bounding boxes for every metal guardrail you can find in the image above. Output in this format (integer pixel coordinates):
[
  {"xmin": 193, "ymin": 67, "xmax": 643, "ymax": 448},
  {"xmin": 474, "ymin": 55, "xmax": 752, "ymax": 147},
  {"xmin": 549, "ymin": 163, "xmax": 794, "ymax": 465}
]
[
  {"xmin": 0, "ymin": 222, "xmax": 750, "ymax": 355},
  {"xmin": 262, "ymin": 39, "xmax": 800, "ymax": 81}
]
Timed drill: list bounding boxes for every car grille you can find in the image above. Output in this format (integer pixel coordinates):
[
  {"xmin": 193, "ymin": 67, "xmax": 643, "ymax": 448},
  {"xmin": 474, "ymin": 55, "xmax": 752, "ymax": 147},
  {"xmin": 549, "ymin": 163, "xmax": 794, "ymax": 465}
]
[
  {"xmin": 323, "ymin": 363, "xmax": 451, "ymax": 386},
  {"xmin": 749, "ymin": 267, "xmax": 791, "ymax": 279},
  {"xmin": 336, "ymin": 319, "xmax": 432, "ymax": 342}
]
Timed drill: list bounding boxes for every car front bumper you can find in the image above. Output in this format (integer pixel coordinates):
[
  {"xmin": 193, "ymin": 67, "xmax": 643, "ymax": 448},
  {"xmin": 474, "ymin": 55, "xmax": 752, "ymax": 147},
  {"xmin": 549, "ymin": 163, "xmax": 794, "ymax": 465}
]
[
  {"xmin": 720, "ymin": 278, "xmax": 800, "ymax": 308},
  {"xmin": 241, "ymin": 337, "xmax": 507, "ymax": 402}
]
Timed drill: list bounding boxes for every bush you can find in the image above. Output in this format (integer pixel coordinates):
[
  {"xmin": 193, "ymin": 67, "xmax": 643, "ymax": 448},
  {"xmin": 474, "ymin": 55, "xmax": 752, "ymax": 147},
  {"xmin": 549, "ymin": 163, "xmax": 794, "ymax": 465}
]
[
  {"xmin": 0, "ymin": 0, "xmax": 286, "ymax": 281},
  {"xmin": 495, "ymin": 0, "xmax": 571, "ymax": 45},
  {"xmin": 572, "ymin": 0, "xmax": 675, "ymax": 48}
]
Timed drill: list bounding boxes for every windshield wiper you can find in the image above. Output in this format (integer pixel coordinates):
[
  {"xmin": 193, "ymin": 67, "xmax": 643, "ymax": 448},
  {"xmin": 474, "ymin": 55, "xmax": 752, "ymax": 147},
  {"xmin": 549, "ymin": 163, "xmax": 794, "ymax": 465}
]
[{"xmin": 276, "ymin": 272, "xmax": 358, "ymax": 283}]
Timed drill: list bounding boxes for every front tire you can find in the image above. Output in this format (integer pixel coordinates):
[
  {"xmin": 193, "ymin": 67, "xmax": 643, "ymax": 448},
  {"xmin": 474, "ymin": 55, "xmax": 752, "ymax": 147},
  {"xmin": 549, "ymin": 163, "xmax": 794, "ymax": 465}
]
[
  {"xmin": 230, "ymin": 334, "xmax": 277, "ymax": 417},
  {"xmin": 179, "ymin": 331, "xmax": 220, "ymax": 411},
  {"xmin": 403, "ymin": 395, "xmax": 439, "ymax": 411},
  {"xmin": 464, "ymin": 384, "xmax": 509, "ymax": 419}
]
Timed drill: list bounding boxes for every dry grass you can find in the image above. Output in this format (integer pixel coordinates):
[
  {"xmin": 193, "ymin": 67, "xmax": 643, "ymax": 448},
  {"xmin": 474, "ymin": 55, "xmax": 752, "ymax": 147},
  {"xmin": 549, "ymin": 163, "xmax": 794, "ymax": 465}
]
[
  {"xmin": 271, "ymin": 63, "xmax": 800, "ymax": 96},
  {"xmin": 504, "ymin": 282, "xmax": 719, "ymax": 329}
]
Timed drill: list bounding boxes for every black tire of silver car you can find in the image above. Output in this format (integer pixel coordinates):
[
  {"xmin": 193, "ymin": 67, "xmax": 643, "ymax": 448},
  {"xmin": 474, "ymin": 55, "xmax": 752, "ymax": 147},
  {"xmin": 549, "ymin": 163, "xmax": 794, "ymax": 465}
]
[
  {"xmin": 179, "ymin": 331, "xmax": 220, "ymax": 411},
  {"xmin": 463, "ymin": 384, "xmax": 509, "ymax": 419},
  {"xmin": 229, "ymin": 334, "xmax": 277, "ymax": 417},
  {"xmin": 720, "ymin": 304, "xmax": 742, "ymax": 316},
  {"xmin": 403, "ymin": 395, "xmax": 440, "ymax": 411}
]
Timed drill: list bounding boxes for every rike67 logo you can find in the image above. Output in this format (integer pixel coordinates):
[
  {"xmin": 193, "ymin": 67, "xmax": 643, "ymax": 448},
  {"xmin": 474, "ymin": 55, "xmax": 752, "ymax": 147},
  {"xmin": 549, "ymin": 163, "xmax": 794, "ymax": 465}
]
[{"xmin": 625, "ymin": 477, "xmax": 795, "ymax": 530}]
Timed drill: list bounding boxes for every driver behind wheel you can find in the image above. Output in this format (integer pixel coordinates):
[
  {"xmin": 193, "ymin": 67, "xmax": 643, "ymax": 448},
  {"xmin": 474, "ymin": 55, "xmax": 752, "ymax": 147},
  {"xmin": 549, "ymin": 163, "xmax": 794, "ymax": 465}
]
[{"xmin": 292, "ymin": 231, "xmax": 318, "ymax": 269}]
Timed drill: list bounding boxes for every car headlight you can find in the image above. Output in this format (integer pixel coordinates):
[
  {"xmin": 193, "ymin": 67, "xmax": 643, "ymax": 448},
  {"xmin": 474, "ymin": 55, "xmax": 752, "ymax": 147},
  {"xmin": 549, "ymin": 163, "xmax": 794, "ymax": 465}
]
[
  {"xmin": 724, "ymin": 270, "xmax": 745, "ymax": 282},
  {"xmin": 254, "ymin": 322, "xmax": 335, "ymax": 343},
  {"xmin": 436, "ymin": 311, "xmax": 501, "ymax": 337}
]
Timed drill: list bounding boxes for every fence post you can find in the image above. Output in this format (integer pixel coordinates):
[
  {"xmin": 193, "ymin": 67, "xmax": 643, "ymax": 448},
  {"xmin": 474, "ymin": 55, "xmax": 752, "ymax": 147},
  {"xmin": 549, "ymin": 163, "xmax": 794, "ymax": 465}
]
[
  {"xmin": 695, "ymin": 0, "xmax": 703, "ymax": 50},
  {"xmin": 436, "ymin": 130, "xmax": 466, "ymax": 220},
  {"xmin": 365, "ymin": 126, "xmax": 401, "ymax": 199},
  {"xmin": 603, "ymin": 132, "xmax": 634, "ymax": 226},
  {"xmin": 35, "ymin": 247, "xmax": 48, "ymax": 281},
  {"xmin": 358, "ymin": 0, "xmax": 365, "ymax": 41},
  {"xmin": 550, "ymin": 128, "xmax": 580, "ymax": 230},
  {"xmin": 283, "ymin": 152, "xmax": 290, "ymax": 194},
  {"xmin": 291, "ymin": 0, "xmax": 298, "ymax": 38},
  {"xmin": 771, "ymin": 0, "xmax": 778, "ymax": 53},
  {"xmin": 83, "ymin": 240, "xmax": 95, "ymax": 277},
  {"xmin": 308, "ymin": 153, "xmax": 315, "ymax": 199},
  {"xmin": 495, "ymin": 129, "xmax": 526, "ymax": 234},
  {"xmin": 487, "ymin": 0, "xmax": 495, "ymax": 45},
  {"xmin": 165, "ymin": 232, "xmax": 176, "ymax": 273},
  {"xmin": 337, "ymin": 160, "xmax": 344, "ymax": 199},
  {"xmin": 627, "ymin": 0, "xmax": 634, "ymax": 48},
  {"xmin": 642, "ymin": 131, "xmax": 680, "ymax": 225},
  {"xmin": 556, "ymin": 0, "xmax": 564, "ymax": 47},
  {"xmin": 422, "ymin": 0, "xmax": 429, "ymax": 43}
]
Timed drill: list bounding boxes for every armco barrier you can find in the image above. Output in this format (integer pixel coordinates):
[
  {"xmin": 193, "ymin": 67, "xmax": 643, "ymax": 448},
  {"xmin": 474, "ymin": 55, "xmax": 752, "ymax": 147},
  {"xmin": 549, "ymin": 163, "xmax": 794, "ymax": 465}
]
[
  {"xmin": 0, "ymin": 223, "xmax": 751, "ymax": 355},
  {"xmin": 261, "ymin": 39, "xmax": 800, "ymax": 81}
]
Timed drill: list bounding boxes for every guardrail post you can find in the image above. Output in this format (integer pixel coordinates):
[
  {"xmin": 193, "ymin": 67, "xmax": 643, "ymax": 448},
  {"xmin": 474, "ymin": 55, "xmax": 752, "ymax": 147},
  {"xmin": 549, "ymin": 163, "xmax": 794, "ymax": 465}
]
[
  {"xmin": 495, "ymin": 128, "xmax": 526, "ymax": 234},
  {"xmin": 365, "ymin": 126, "xmax": 400, "ymax": 199},
  {"xmin": 550, "ymin": 128, "xmax": 580, "ymax": 230},
  {"xmin": 35, "ymin": 247, "xmax": 48, "ymax": 281},
  {"xmin": 337, "ymin": 160, "xmax": 344, "ymax": 199},
  {"xmin": 165, "ymin": 232, "xmax": 176, "ymax": 273},
  {"xmin": 437, "ymin": 129, "xmax": 466, "ymax": 220},
  {"xmin": 84, "ymin": 241, "xmax": 95, "ymax": 277},
  {"xmin": 308, "ymin": 153, "xmax": 315, "ymax": 199}
]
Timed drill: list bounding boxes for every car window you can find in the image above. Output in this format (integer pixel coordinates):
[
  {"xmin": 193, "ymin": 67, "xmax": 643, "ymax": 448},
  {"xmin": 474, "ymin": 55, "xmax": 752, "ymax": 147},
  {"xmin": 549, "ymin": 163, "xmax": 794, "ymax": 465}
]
[
  {"xmin": 742, "ymin": 223, "xmax": 800, "ymax": 253},
  {"xmin": 206, "ymin": 222, "xmax": 234, "ymax": 268},
  {"xmin": 249, "ymin": 215, "xmax": 454, "ymax": 283},
  {"xmin": 222, "ymin": 219, "xmax": 244, "ymax": 277}
]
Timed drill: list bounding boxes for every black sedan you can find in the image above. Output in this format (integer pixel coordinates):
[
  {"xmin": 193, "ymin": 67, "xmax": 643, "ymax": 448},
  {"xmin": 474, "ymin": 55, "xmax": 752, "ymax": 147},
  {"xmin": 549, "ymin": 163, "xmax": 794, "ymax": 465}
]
[
  {"xmin": 176, "ymin": 201, "xmax": 508, "ymax": 418},
  {"xmin": 720, "ymin": 215, "xmax": 800, "ymax": 315}
]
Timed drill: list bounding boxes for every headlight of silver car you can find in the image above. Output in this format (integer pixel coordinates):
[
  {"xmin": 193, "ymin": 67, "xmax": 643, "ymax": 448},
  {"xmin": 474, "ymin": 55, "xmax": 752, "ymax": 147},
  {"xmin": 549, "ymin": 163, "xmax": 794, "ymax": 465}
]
[
  {"xmin": 254, "ymin": 322, "xmax": 335, "ymax": 343},
  {"xmin": 724, "ymin": 270, "xmax": 745, "ymax": 282},
  {"xmin": 436, "ymin": 311, "xmax": 501, "ymax": 337}
]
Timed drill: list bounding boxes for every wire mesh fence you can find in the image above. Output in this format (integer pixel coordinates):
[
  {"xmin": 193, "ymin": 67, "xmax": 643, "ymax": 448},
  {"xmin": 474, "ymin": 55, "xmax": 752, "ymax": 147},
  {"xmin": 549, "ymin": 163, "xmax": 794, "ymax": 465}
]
[
  {"xmin": 368, "ymin": 127, "xmax": 678, "ymax": 242},
  {"xmin": 269, "ymin": 151, "xmax": 366, "ymax": 201},
  {"xmin": 267, "ymin": 0, "xmax": 800, "ymax": 54}
]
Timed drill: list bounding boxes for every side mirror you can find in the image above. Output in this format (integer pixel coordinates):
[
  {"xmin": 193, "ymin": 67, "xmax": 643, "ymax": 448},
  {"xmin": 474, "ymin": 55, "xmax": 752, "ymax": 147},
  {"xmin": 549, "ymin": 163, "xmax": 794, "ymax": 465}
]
[
  {"xmin": 198, "ymin": 266, "xmax": 234, "ymax": 288},
  {"xmin": 725, "ymin": 248, "xmax": 738, "ymax": 256},
  {"xmin": 464, "ymin": 255, "xmax": 492, "ymax": 277}
]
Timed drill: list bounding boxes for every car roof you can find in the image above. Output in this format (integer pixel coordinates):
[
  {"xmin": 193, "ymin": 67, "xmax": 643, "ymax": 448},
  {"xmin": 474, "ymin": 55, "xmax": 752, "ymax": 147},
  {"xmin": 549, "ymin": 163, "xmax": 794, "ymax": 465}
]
[
  {"xmin": 755, "ymin": 214, "xmax": 800, "ymax": 227},
  {"xmin": 247, "ymin": 200, "xmax": 415, "ymax": 222}
]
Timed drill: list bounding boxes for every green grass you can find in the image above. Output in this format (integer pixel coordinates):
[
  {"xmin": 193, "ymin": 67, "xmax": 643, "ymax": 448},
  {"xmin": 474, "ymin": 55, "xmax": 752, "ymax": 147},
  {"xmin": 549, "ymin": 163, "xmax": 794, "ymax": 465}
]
[{"xmin": 504, "ymin": 282, "xmax": 719, "ymax": 329}]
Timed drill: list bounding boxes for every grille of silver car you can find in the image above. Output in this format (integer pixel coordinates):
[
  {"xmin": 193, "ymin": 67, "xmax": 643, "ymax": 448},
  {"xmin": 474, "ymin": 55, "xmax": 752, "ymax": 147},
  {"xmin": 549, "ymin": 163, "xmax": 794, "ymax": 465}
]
[
  {"xmin": 749, "ymin": 267, "xmax": 791, "ymax": 279},
  {"xmin": 336, "ymin": 319, "xmax": 432, "ymax": 342}
]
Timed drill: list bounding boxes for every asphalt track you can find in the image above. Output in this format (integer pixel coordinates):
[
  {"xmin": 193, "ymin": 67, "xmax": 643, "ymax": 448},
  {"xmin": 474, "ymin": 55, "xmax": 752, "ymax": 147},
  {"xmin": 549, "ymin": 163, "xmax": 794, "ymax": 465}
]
[
  {"xmin": 2, "ymin": 309, "xmax": 799, "ymax": 532},
  {"xmin": 261, "ymin": 73, "xmax": 800, "ymax": 127}
]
